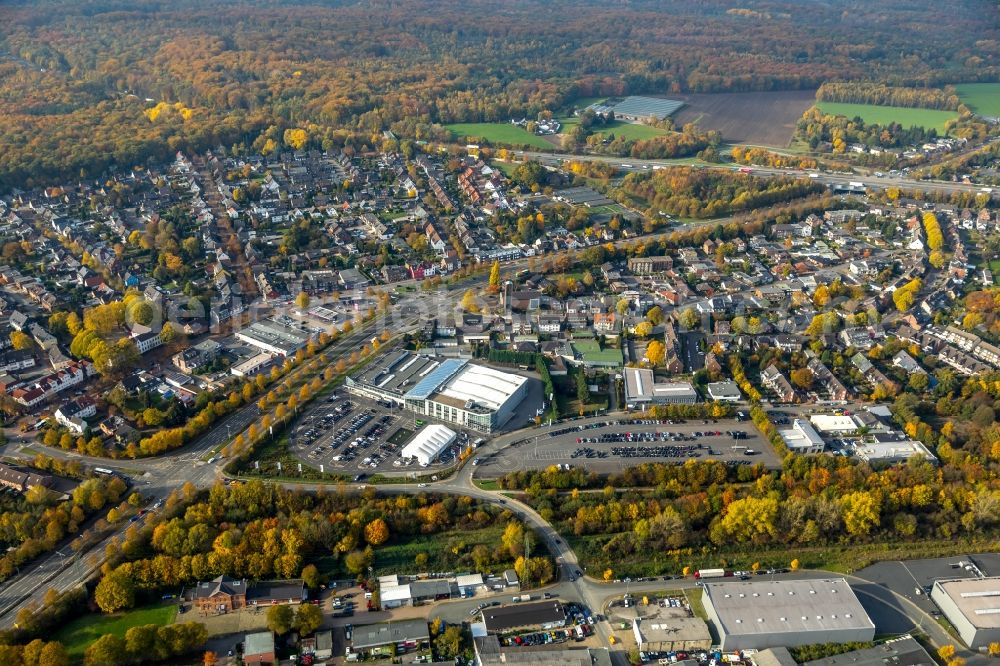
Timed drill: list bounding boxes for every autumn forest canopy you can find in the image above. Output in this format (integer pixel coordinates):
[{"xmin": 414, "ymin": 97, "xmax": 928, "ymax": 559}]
[{"xmin": 0, "ymin": 0, "xmax": 997, "ymax": 188}]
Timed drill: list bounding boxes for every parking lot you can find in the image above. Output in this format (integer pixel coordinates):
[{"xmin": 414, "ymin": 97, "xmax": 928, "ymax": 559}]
[
  {"xmin": 855, "ymin": 553, "xmax": 997, "ymax": 615},
  {"xmin": 290, "ymin": 394, "xmax": 477, "ymax": 478},
  {"xmin": 479, "ymin": 419, "xmax": 778, "ymax": 475}
]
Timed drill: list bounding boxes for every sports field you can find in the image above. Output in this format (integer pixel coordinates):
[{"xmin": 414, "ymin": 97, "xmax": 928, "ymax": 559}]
[
  {"xmin": 815, "ymin": 101, "xmax": 957, "ymax": 132},
  {"xmin": 954, "ymin": 83, "xmax": 1000, "ymax": 118},
  {"xmin": 55, "ymin": 604, "xmax": 178, "ymax": 658},
  {"xmin": 444, "ymin": 123, "xmax": 554, "ymax": 149}
]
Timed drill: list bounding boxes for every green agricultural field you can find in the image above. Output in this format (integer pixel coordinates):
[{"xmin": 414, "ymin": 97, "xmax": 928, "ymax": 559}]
[
  {"xmin": 444, "ymin": 123, "xmax": 554, "ymax": 149},
  {"xmin": 955, "ymin": 83, "xmax": 1000, "ymax": 118},
  {"xmin": 55, "ymin": 604, "xmax": 178, "ymax": 659},
  {"xmin": 560, "ymin": 117, "xmax": 667, "ymax": 140},
  {"xmin": 815, "ymin": 101, "xmax": 957, "ymax": 132}
]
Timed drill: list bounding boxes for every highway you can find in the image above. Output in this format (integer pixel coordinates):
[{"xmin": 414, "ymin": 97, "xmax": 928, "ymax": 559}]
[
  {"xmin": 518, "ymin": 150, "xmax": 997, "ymax": 199},
  {"xmin": 0, "ymin": 315, "xmax": 423, "ymax": 627}
]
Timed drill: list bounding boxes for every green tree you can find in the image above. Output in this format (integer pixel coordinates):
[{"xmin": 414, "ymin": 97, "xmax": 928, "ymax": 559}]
[
  {"xmin": 160, "ymin": 322, "xmax": 176, "ymax": 344},
  {"xmin": 301, "ymin": 563, "xmax": 322, "ymax": 590},
  {"xmin": 94, "ymin": 572, "xmax": 135, "ymax": 613},
  {"xmin": 294, "ymin": 603, "xmax": 323, "ymax": 635},
  {"xmin": 84, "ymin": 634, "xmax": 127, "ymax": 666},
  {"xmin": 434, "ymin": 626, "xmax": 464, "ymax": 658},
  {"xmin": 678, "ymin": 308, "xmax": 699, "ymax": 329},
  {"xmin": 38, "ymin": 642, "xmax": 70, "ymax": 666},
  {"xmin": 266, "ymin": 604, "xmax": 294, "ymax": 635}
]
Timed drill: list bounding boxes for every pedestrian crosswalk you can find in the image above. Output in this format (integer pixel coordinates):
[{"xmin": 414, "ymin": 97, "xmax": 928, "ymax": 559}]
[{"xmin": 532, "ymin": 449, "xmax": 572, "ymax": 460}]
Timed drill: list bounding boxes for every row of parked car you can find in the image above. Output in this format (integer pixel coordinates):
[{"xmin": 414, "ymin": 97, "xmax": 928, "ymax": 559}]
[{"xmin": 297, "ymin": 397, "xmax": 354, "ymax": 445}]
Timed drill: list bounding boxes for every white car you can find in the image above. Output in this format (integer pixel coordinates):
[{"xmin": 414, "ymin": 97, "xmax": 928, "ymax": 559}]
[{"xmin": 418, "ymin": 483, "xmax": 427, "ymax": 488}]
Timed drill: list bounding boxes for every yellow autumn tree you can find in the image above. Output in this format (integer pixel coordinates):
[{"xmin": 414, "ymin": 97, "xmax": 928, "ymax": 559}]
[{"xmin": 284, "ymin": 128, "xmax": 308, "ymax": 150}]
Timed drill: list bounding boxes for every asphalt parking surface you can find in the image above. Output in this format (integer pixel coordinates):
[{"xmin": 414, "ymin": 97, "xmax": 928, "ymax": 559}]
[
  {"xmin": 855, "ymin": 554, "xmax": 993, "ymax": 615},
  {"xmin": 479, "ymin": 419, "xmax": 779, "ymax": 475},
  {"xmin": 291, "ymin": 394, "xmax": 475, "ymax": 477}
]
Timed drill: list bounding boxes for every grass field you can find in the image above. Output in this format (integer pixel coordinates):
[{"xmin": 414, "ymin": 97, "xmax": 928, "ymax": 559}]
[
  {"xmin": 991, "ymin": 260, "xmax": 1000, "ymax": 284},
  {"xmin": 444, "ymin": 123, "xmax": 554, "ymax": 149},
  {"xmin": 490, "ymin": 159, "xmax": 519, "ymax": 177},
  {"xmin": 560, "ymin": 117, "xmax": 667, "ymax": 140},
  {"xmin": 370, "ymin": 525, "xmax": 517, "ymax": 573},
  {"xmin": 955, "ymin": 83, "xmax": 1000, "ymax": 118},
  {"xmin": 815, "ymin": 101, "xmax": 957, "ymax": 132},
  {"xmin": 55, "ymin": 604, "xmax": 178, "ymax": 659}
]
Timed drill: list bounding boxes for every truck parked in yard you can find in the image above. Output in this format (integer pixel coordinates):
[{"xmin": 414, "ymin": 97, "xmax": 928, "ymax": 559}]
[{"xmin": 693, "ymin": 568, "xmax": 727, "ymax": 579}]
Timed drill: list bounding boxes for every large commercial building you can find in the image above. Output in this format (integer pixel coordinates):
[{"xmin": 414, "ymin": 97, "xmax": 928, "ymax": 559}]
[
  {"xmin": 623, "ymin": 367, "xmax": 697, "ymax": 408},
  {"xmin": 346, "ymin": 351, "xmax": 529, "ymax": 433},
  {"xmin": 236, "ymin": 319, "xmax": 311, "ymax": 356},
  {"xmin": 703, "ymin": 578, "xmax": 875, "ymax": 650},
  {"xmin": 930, "ymin": 577, "xmax": 1000, "ymax": 649}
]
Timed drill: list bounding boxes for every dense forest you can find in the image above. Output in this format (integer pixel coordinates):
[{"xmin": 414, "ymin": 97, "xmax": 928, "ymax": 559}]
[
  {"xmin": 816, "ymin": 82, "xmax": 963, "ymax": 110},
  {"xmin": 0, "ymin": 0, "xmax": 997, "ymax": 188},
  {"xmin": 617, "ymin": 167, "xmax": 824, "ymax": 219},
  {"xmin": 95, "ymin": 482, "xmax": 553, "ymax": 608}
]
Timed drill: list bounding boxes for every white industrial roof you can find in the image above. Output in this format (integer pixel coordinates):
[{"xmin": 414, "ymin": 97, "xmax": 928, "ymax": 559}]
[
  {"xmin": 780, "ymin": 420, "xmax": 825, "ymax": 450},
  {"xmin": 440, "ymin": 364, "xmax": 527, "ymax": 411},
  {"xmin": 934, "ymin": 577, "xmax": 1000, "ymax": 629},
  {"xmin": 705, "ymin": 578, "xmax": 874, "ymax": 636},
  {"xmin": 380, "ymin": 584, "xmax": 412, "ymax": 602},
  {"xmin": 810, "ymin": 414, "xmax": 861, "ymax": 432},
  {"xmin": 400, "ymin": 424, "xmax": 457, "ymax": 463},
  {"xmin": 457, "ymin": 574, "xmax": 484, "ymax": 587},
  {"xmin": 854, "ymin": 440, "xmax": 934, "ymax": 462}
]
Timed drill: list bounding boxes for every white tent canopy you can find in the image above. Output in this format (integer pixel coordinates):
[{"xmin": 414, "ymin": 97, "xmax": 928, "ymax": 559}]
[{"xmin": 401, "ymin": 424, "xmax": 457, "ymax": 465}]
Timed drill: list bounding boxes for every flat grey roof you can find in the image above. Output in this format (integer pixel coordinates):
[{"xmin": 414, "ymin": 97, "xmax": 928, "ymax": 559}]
[
  {"xmin": 351, "ymin": 619, "xmax": 430, "ymax": 649},
  {"xmin": 933, "ymin": 577, "xmax": 1000, "ymax": 629},
  {"xmin": 704, "ymin": 578, "xmax": 874, "ymax": 637},
  {"xmin": 802, "ymin": 637, "xmax": 933, "ymax": 666},
  {"xmin": 482, "ymin": 601, "xmax": 566, "ymax": 632},
  {"xmin": 351, "ymin": 351, "xmax": 444, "ymax": 397},
  {"xmin": 475, "ymin": 635, "xmax": 611, "ymax": 666},
  {"xmin": 244, "ymin": 631, "xmax": 275, "ymax": 656}
]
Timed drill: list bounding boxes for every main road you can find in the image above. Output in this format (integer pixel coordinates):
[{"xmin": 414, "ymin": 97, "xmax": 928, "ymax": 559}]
[{"xmin": 518, "ymin": 150, "xmax": 996, "ymax": 199}]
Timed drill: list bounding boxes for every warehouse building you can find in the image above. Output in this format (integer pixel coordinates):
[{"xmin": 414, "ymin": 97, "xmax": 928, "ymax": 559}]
[
  {"xmin": 236, "ymin": 319, "xmax": 310, "ymax": 356},
  {"xmin": 348, "ymin": 619, "xmax": 430, "ymax": 659},
  {"xmin": 482, "ymin": 600, "xmax": 567, "ymax": 633},
  {"xmin": 930, "ymin": 577, "xmax": 1000, "ymax": 649},
  {"xmin": 632, "ymin": 608, "xmax": 712, "ymax": 652},
  {"xmin": 707, "ymin": 381, "xmax": 742, "ymax": 402},
  {"xmin": 624, "ymin": 367, "xmax": 697, "ymax": 408},
  {"xmin": 346, "ymin": 351, "xmax": 530, "ymax": 433},
  {"xmin": 400, "ymin": 424, "xmax": 458, "ymax": 465},
  {"xmin": 473, "ymin": 635, "xmax": 612, "ymax": 666},
  {"xmin": 703, "ymin": 578, "xmax": 875, "ymax": 650}
]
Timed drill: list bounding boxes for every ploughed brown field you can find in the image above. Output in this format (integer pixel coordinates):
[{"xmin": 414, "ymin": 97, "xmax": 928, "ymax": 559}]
[{"xmin": 671, "ymin": 90, "xmax": 817, "ymax": 147}]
